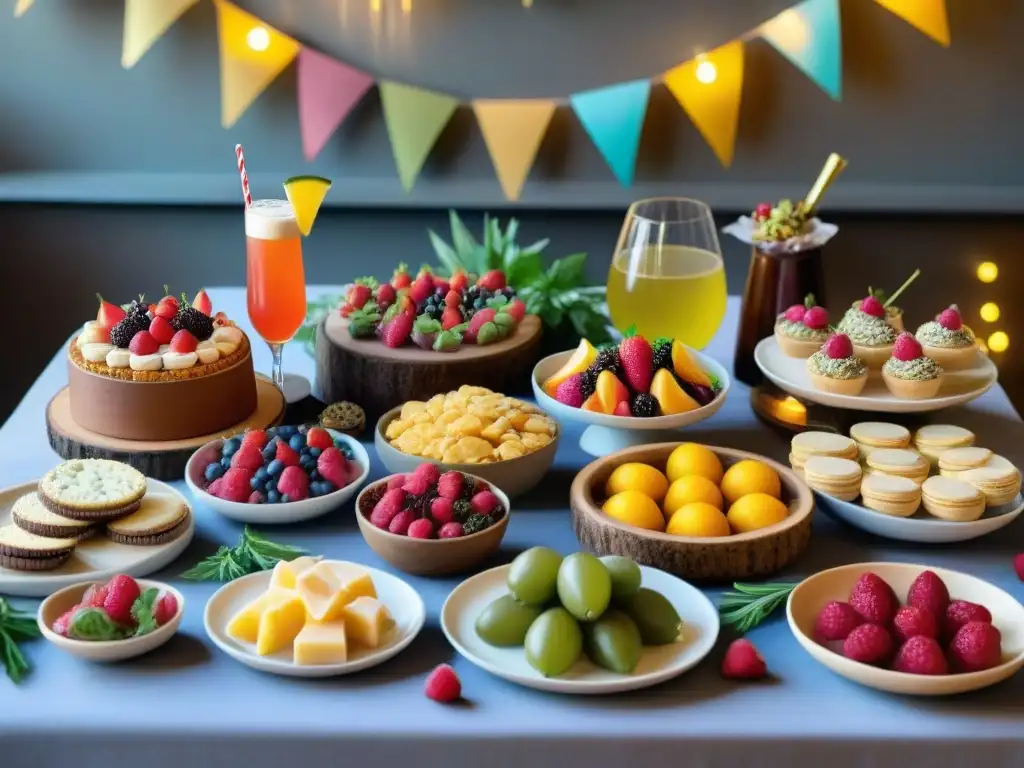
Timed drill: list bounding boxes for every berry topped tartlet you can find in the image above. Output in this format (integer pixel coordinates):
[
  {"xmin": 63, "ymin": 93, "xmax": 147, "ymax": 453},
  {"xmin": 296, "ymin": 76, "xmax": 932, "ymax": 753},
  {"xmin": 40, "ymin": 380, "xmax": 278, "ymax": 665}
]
[
  {"xmin": 775, "ymin": 294, "xmax": 830, "ymax": 358},
  {"xmin": 806, "ymin": 333, "xmax": 868, "ymax": 396},
  {"xmin": 915, "ymin": 305, "xmax": 977, "ymax": 370},
  {"xmin": 882, "ymin": 333, "xmax": 943, "ymax": 400},
  {"xmin": 837, "ymin": 295, "xmax": 897, "ymax": 369}
]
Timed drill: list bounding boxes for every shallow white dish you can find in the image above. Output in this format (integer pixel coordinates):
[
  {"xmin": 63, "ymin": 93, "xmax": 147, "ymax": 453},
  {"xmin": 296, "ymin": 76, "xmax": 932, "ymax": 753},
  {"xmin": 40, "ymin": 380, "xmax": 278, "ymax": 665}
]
[
  {"xmin": 787, "ymin": 562, "xmax": 1024, "ymax": 696},
  {"xmin": 0, "ymin": 479, "xmax": 194, "ymax": 598},
  {"xmin": 203, "ymin": 564, "xmax": 425, "ymax": 678},
  {"xmin": 815, "ymin": 490, "xmax": 1024, "ymax": 544},
  {"xmin": 754, "ymin": 336, "xmax": 997, "ymax": 413},
  {"xmin": 441, "ymin": 563, "xmax": 719, "ymax": 694},
  {"xmin": 185, "ymin": 430, "xmax": 370, "ymax": 524},
  {"xmin": 38, "ymin": 579, "xmax": 184, "ymax": 662},
  {"xmin": 531, "ymin": 348, "xmax": 730, "ymax": 457}
]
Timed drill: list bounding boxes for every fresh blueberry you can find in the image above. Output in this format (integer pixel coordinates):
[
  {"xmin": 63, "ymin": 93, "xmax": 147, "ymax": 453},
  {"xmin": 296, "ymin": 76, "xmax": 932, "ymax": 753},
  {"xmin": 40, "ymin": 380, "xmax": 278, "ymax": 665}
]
[
  {"xmin": 250, "ymin": 475, "xmax": 262, "ymax": 490},
  {"xmin": 267, "ymin": 490, "xmax": 281, "ymax": 504},
  {"xmin": 289, "ymin": 434, "xmax": 306, "ymax": 452},
  {"xmin": 277, "ymin": 426, "xmax": 297, "ymax": 437},
  {"xmin": 266, "ymin": 459, "xmax": 284, "ymax": 477},
  {"xmin": 321, "ymin": 480, "xmax": 336, "ymax": 492},
  {"xmin": 204, "ymin": 463, "xmax": 224, "ymax": 482},
  {"xmin": 280, "ymin": 494, "xmax": 291, "ymax": 503},
  {"xmin": 300, "ymin": 456, "xmax": 315, "ymax": 470},
  {"xmin": 254, "ymin": 467, "xmax": 269, "ymax": 483},
  {"xmin": 261, "ymin": 438, "xmax": 279, "ymax": 460},
  {"xmin": 309, "ymin": 447, "xmax": 322, "ymax": 459},
  {"xmin": 220, "ymin": 455, "xmax": 233, "ymax": 469},
  {"xmin": 308, "ymin": 483, "xmax": 322, "ymax": 498},
  {"xmin": 309, "ymin": 470, "xmax": 320, "ymax": 481},
  {"xmin": 264, "ymin": 478, "xmax": 277, "ymax": 494},
  {"xmin": 221, "ymin": 438, "xmax": 241, "ymax": 457}
]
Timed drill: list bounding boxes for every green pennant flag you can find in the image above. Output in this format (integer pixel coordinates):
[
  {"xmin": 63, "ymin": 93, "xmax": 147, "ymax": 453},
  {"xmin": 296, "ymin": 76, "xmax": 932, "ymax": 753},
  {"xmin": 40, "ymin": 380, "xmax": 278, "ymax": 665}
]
[{"xmin": 379, "ymin": 81, "xmax": 459, "ymax": 192}]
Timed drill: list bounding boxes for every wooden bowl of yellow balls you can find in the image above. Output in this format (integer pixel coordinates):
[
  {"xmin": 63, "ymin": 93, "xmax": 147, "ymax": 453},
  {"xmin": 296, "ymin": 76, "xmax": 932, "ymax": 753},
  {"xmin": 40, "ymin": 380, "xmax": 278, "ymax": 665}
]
[{"xmin": 569, "ymin": 442, "xmax": 814, "ymax": 581}]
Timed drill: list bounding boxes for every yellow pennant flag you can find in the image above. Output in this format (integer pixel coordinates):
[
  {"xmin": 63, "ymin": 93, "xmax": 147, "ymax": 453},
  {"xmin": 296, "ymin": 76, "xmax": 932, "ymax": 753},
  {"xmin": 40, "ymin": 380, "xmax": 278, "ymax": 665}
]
[
  {"xmin": 873, "ymin": 0, "xmax": 950, "ymax": 46},
  {"xmin": 473, "ymin": 99, "xmax": 557, "ymax": 201},
  {"xmin": 13, "ymin": 0, "xmax": 35, "ymax": 17},
  {"xmin": 379, "ymin": 81, "xmax": 459, "ymax": 192},
  {"xmin": 664, "ymin": 40, "xmax": 745, "ymax": 167},
  {"xmin": 123, "ymin": 0, "xmax": 199, "ymax": 69},
  {"xmin": 214, "ymin": 0, "xmax": 300, "ymax": 128}
]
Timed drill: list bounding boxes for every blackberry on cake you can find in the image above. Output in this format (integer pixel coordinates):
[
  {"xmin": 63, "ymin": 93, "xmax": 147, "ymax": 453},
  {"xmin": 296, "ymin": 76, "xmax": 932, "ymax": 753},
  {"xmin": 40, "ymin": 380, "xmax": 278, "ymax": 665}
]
[
  {"xmin": 109, "ymin": 307, "xmax": 152, "ymax": 348},
  {"xmin": 171, "ymin": 293, "xmax": 214, "ymax": 340}
]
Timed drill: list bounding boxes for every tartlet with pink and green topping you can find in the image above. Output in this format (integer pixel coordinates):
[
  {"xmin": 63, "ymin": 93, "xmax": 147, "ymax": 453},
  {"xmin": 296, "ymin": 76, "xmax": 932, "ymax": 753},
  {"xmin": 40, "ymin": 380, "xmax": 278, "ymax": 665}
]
[
  {"xmin": 775, "ymin": 295, "xmax": 830, "ymax": 358},
  {"xmin": 806, "ymin": 333, "xmax": 868, "ymax": 396},
  {"xmin": 837, "ymin": 295, "xmax": 897, "ymax": 370},
  {"xmin": 915, "ymin": 305, "xmax": 977, "ymax": 370},
  {"xmin": 882, "ymin": 333, "xmax": 943, "ymax": 400}
]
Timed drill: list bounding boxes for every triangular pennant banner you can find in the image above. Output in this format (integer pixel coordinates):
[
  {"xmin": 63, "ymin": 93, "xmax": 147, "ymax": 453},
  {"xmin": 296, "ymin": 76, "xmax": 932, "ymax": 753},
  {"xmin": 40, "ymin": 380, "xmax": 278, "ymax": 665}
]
[
  {"xmin": 122, "ymin": 0, "xmax": 199, "ymax": 69},
  {"xmin": 664, "ymin": 40, "xmax": 745, "ymax": 167},
  {"xmin": 760, "ymin": 0, "xmax": 842, "ymax": 100},
  {"xmin": 473, "ymin": 99, "xmax": 557, "ymax": 201},
  {"xmin": 873, "ymin": 0, "xmax": 950, "ymax": 47},
  {"xmin": 379, "ymin": 81, "xmax": 459, "ymax": 192},
  {"xmin": 13, "ymin": 0, "xmax": 35, "ymax": 17},
  {"xmin": 297, "ymin": 48, "xmax": 375, "ymax": 161},
  {"xmin": 570, "ymin": 79, "xmax": 650, "ymax": 187},
  {"xmin": 214, "ymin": 0, "xmax": 300, "ymax": 129}
]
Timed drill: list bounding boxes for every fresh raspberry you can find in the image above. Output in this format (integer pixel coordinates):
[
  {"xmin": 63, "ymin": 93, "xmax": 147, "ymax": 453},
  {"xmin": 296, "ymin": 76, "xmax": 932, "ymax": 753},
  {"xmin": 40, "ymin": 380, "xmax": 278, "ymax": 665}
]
[
  {"xmin": 477, "ymin": 270, "xmax": 507, "ymax": 292},
  {"xmin": 386, "ymin": 474, "xmax": 408, "ymax": 491},
  {"xmin": 814, "ymin": 600, "xmax": 863, "ymax": 641},
  {"xmin": 945, "ymin": 600, "xmax": 992, "ymax": 639},
  {"xmin": 554, "ymin": 374, "xmax": 585, "ymax": 408},
  {"xmin": 248, "ymin": 491, "xmax": 265, "ymax": 504},
  {"xmin": 128, "ymin": 330, "xmax": 159, "ymax": 356},
  {"xmin": 938, "ymin": 305, "xmax": 962, "ymax": 331},
  {"xmin": 424, "ymin": 663, "xmax": 462, "ymax": 702},
  {"xmin": 504, "ymin": 299, "xmax": 526, "ymax": 324},
  {"xmin": 82, "ymin": 583, "xmax": 109, "ymax": 608},
  {"xmin": 907, "ymin": 570, "xmax": 950, "ymax": 621},
  {"xmin": 949, "ymin": 621, "xmax": 1002, "ymax": 672},
  {"xmin": 407, "ymin": 518, "xmax": 435, "ymax": 539},
  {"xmin": 471, "ymin": 491, "xmax": 499, "ymax": 515},
  {"xmin": 277, "ymin": 466, "xmax": 310, "ymax": 501},
  {"xmin": 149, "ymin": 315, "xmax": 175, "ymax": 345},
  {"xmin": 441, "ymin": 307, "xmax": 464, "ymax": 331},
  {"xmin": 613, "ymin": 401, "xmax": 632, "ymax": 417},
  {"xmin": 402, "ymin": 474, "xmax": 431, "ymax": 496},
  {"xmin": 347, "ymin": 283, "xmax": 372, "ymax": 310},
  {"xmin": 892, "ymin": 332, "xmax": 923, "ymax": 362},
  {"xmin": 241, "ymin": 429, "xmax": 269, "ymax": 449},
  {"xmin": 1015, "ymin": 553, "xmax": 1024, "ymax": 582},
  {"xmin": 438, "ymin": 522, "xmax": 464, "ymax": 538},
  {"xmin": 305, "ymin": 427, "xmax": 333, "ymax": 450},
  {"xmin": 370, "ymin": 488, "xmax": 406, "ymax": 529},
  {"xmin": 860, "ymin": 295, "xmax": 885, "ymax": 318},
  {"xmin": 444, "ymin": 290, "xmax": 461, "ymax": 309},
  {"xmin": 414, "ymin": 463, "xmax": 441, "ymax": 486},
  {"xmin": 753, "ymin": 202, "xmax": 772, "ymax": 220},
  {"xmin": 388, "ymin": 509, "xmax": 417, "ymax": 536},
  {"xmin": 893, "ymin": 636, "xmax": 948, "ymax": 675},
  {"xmin": 103, "ymin": 574, "xmax": 141, "ymax": 626},
  {"xmin": 848, "ymin": 572, "xmax": 899, "ymax": 625},
  {"xmin": 822, "ymin": 333, "xmax": 854, "ymax": 360},
  {"xmin": 375, "ymin": 283, "xmax": 396, "ymax": 308},
  {"xmin": 892, "ymin": 605, "xmax": 938, "ymax": 642},
  {"xmin": 153, "ymin": 592, "xmax": 179, "ymax": 626},
  {"xmin": 52, "ymin": 606, "xmax": 80, "ymax": 636},
  {"xmin": 720, "ymin": 639, "xmax": 767, "ymax": 680},
  {"xmin": 436, "ymin": 471, "xmax": 464, "ymax": 500},
  {"xmin": 275, "ymin": 440, "xmax": 301, "ymax": 467},
  {"xmin": 802, "ymin": 306, "xmax": 829, "ymax": 330},
  {"xmin": 317, "ymin": 447, "xmax": 350, "ymax": 488},
  {"xmin": 219, "ymin": 468, "xmax": 253, "ymax": 502},
  {"xmin": 430, "ymin": 497, "xmax": 455, "ymax": 525},
  {"xmin": 169, "ymin": 329, "xmax": 198, "ymax": 354},
  {"xmin": 230, "ymin": 443, "xmax": 264, "ymax": 473},
  {"xmin": 842, "ymin": 623, "xmax": 894, "ymax": 665},
  {"xmin": 207, "ymin": 477, "xmax": 225, "ymax": 497},
  {"xmin": 784, "ymin": 304, "xmax": 806, "ymax": 323}
]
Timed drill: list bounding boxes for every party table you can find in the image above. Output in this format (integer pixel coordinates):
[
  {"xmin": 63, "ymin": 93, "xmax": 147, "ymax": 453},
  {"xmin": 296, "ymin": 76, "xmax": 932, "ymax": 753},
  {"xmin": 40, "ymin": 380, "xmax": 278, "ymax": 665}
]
[{"xmin": 3, "ymin": 288, "xmax": 1024, "ymax": 768}]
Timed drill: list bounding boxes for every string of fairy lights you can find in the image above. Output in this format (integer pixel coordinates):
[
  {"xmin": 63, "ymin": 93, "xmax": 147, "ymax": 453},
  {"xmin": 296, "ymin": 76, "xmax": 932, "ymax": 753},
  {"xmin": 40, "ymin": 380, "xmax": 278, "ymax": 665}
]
[{"xmin": 975, "ymin": 261, "xmax": 1008, "ymax": 354}]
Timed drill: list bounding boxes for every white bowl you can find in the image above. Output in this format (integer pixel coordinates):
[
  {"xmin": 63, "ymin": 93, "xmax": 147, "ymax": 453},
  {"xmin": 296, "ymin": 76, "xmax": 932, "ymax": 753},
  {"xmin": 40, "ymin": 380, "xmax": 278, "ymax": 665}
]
[
  {"xmin": 185, "ymin": 429, "xmax": 370, "ymax": 524},
  {"xmin": 38, "ymin": 579, "xmax": 184, "ymax": 662},
  {"xmin": 531, "ymin": 348, "xmax": 730, "ymax": 457},
  {"xmin": 787, "ymin": 562, "xmax": 1024, "ymax": 696},
  {"xmin": 816, "ymin": 490, "xmax": 1024, "ymax": 544}
]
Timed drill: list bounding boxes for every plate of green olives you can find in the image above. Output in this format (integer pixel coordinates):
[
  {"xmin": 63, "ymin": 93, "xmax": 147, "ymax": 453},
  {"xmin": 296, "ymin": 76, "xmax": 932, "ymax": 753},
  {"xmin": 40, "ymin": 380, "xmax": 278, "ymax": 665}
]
[{"xmin": 440, "ymin": 548, "xmax": 719, "ymax": 694}]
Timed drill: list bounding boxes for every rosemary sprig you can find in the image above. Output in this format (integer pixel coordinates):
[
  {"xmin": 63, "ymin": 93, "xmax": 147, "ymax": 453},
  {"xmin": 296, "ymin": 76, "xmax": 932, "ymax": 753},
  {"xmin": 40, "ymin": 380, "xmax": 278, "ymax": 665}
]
[
  {"xmin": 718, "ymin": 582, "xmax": 799, "ymax": 634},
  {"xmin": 0, "ymin": 597, "xmax": 41, "ymax": 684},
  {"xmin": 181, "ymin": 526, "xmax": 306, "ymax": 582}
]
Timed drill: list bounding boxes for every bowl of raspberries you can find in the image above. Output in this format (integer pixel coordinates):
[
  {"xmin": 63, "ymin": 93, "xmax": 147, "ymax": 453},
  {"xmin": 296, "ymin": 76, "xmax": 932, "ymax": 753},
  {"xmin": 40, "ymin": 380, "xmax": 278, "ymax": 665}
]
[
  {"xmin": 185, "ymin": 425, "xmax": 370, "ymax": 524},
  {"xmin": 787, "ymin": 562, "xmax": 1024, "ymax": 695},
  {"xmin": 355, "ymin": 463, "xmax": 510, "ymax": 576}
]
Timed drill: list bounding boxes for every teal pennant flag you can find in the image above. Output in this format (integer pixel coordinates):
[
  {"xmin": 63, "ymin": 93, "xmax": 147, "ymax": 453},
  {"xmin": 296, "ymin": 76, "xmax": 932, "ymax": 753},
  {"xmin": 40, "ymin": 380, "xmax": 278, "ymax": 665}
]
[
  {"xmin": 760, "ymin": 0, "xmax": 842, "ymax": 100},
  {"xmin": 570, "ymin": 79, "xmax": 651, "ymax": 187}
]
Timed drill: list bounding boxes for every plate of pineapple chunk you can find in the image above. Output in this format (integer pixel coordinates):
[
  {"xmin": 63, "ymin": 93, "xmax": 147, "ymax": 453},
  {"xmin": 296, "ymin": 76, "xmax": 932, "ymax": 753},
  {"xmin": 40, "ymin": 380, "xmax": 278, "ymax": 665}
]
[{"xmin": 203, "ymin": 556, "xmax": 425, "ymax": 677}]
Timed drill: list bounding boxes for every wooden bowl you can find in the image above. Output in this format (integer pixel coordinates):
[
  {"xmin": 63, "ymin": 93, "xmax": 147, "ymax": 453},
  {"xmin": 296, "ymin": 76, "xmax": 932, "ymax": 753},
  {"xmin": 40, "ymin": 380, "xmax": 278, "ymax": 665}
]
[
  {"xmin": 355, "ymin": 473, "xmax": 511, "ymax": 576},
  {"xmin": 569, "ymin": 443, "xmax": 813, "ymax": 582}
]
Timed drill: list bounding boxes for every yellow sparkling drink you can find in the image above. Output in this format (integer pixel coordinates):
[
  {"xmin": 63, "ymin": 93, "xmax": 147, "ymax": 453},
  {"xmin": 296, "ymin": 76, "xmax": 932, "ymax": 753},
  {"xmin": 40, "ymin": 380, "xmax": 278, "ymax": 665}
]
[{"xmin": 607, "ymin": 244, "xmax": 727, "ymax": 349}]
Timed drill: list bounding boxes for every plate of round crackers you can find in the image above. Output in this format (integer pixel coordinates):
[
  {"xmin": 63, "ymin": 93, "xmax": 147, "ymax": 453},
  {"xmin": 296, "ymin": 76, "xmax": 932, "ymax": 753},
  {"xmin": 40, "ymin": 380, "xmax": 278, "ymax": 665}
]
[{"xmin": 0, "ymin": 459, "xmax": 194, "ymax": 597}]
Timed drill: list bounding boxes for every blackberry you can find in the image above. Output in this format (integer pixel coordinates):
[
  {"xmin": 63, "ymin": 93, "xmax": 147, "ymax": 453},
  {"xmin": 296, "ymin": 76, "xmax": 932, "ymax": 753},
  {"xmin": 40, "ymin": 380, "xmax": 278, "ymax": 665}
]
[
  {"xmin": 172, "ymin": 294, "xmax": 214, "ymax": 340},
  {"xmin": 109, "ymin": 313, "xmax": 150, "ymax": 348},
  {"xmin": 652, "ymin": 337, "xmax": 673, "ymax": 371},
  {"xmin": 579, "ymin": 368, "xmax": 597, "ymax": 400},
  {"xmin": 463, "ymin": 513, "xmax": 492, "ymax": 535},
  {"xmin": 590, "ymin": 346, "xmax": 622, "ymax": 379},
  {"xmin": 631, "ymin": 393, "xmax": 658, "ymax": 418},
  {"xmin": 452, "ymin": 499, "xmax": 473, "ymax": 522}
]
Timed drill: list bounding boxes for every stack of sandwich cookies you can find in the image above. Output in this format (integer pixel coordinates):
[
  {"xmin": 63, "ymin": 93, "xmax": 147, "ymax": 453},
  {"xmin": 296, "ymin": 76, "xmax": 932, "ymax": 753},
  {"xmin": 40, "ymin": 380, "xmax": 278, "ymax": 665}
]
[
  {"xmin": 803, "ymin": 456, "xmax": 863, "ymax": 502},
  {"xmin": 959, "ymin": 464, "xmax": 1022, "ymax": 507},
  {"xmin": 11, "ymin": 493, "xmax": 96, "ymax": 540},
  {"xmin": 865, "ymin": 448, "xmax": 930, "ymax": 486},
  {"xmin": 790, "ymin": 432, "xmax": 858, "ymax": 477},
  {"xmin": 38, "ymin": 459, "xmax": 147, "ymax": 523},
  {"xmin": 912, "ymin": 425, "xmax": 975, "ymax": 468},
  {"xmin": 920, "ymin": 476, "xmax": 986, "ymax": 522},
  {"xmin": 106, "ymin": 494, "xmax": 191, "ymax": 546},
  {"xmin": 859, "ymin": 473, "xmax": 922, "ymax": 518},
  {"xmin": 0, "ymin": 525, "xmax": 78, "ymax": 571},
  {"xmin": 937, "ymin": 447, "xmax": 993, "ymax": 477},
  {"xmin": 848, "ymin": 422, "xmax": 911, "ymax": 462}
]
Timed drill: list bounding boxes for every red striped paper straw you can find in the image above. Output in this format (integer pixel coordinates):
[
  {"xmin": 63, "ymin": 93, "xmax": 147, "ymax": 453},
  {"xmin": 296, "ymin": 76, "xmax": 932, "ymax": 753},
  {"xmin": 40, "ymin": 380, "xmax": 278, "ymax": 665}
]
[{"xmin": 235, "ymin": 143, "xmax": 252, "ymax": 209}]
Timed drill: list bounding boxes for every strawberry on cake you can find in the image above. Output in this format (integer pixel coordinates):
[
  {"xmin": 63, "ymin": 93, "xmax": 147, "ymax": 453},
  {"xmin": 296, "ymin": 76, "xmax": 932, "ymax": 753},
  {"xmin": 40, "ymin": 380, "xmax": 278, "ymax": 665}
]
[
  {"xmin": 774, "ymin": 294, "xmax": 830, "ymax": 358},
  {"xmin": 915, "ymin": 305, "xmax": 977, "ymax": 370},
  {"xmin": 882, "ymin": 332, "xmax": 943, "ymax": 399},
  {"xmin": 836, "ymin": 295, "xmax": 897, "ymax": 369},
  {"xmin": 806, "ymin": 333, "xmax": 868, "ymax": 396}
]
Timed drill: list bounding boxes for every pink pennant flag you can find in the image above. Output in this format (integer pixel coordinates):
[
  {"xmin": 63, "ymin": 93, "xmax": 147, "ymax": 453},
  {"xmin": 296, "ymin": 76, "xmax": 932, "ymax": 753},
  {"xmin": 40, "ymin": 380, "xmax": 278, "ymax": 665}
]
[{"xmin": 297, "ymin": 48, "xmax": 375, "ymax": 161}]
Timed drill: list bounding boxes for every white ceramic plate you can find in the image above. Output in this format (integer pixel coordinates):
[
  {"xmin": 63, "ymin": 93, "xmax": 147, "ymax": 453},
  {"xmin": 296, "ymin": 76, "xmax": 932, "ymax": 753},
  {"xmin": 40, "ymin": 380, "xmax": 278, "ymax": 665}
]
[
  {"xmin": 441, "ymin": 563, "xmax": 719, "ymax": 694},
  {"xmin": 203, "ymin": 564, "xmax": 425, "ymax": 678},
  {"xmin": 184, "ymin": 430, "xmax": 370, "ymax": 524},
  {"xmin": 0, "ymin": 479, "xmax": 194, "ymax": 598},
  {"xmin": 531, "ymin": 348, "xmax": 730, "ymax": 457},
  {"xmin": 754, "ymin": 336, "xmax": 997, "ymax": 413},
  {"xmin": 787, "ymin": 562, "xmax": 1024, "ymax": 695},
  {"xmin": 815, "ymin": 489, "xmax": 1024, "ymax": 543}
]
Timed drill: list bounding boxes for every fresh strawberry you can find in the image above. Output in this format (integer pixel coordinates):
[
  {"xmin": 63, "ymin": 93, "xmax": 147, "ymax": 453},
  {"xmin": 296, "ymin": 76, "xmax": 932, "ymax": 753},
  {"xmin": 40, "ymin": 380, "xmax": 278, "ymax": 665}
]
[
  {"xmin": 248, "ymin": 491, "xmax": 266, "ymax": 504},
  {"xmin": 892, "ymin": 605, "xmax": 939, "ymax": 642},
  {"xmin": 231, "ymin": 443, "xmax": 264, "ymax": 473},
  {"xmin": 504, "ymin": 299, "xmax": 526, "ymax": 324},
  {"xmin": 416, "ymin": 264, "xmax": 433, "ymax": 279},
  {"xmin": 949, "ymin": 621, "xmax": 1002, "ymax": 672},
  {"xmin": 433, "ymin": 277, "xmax": 451, "ymax": 294},
  {"xmin": 465, "ymin": 308, "xmax": 497, "ymax": 344},
  {"xmin": 95, "ymin": 294, "xmax": 127, "ymax": 327},
  {"xmin": 82, "ymin": 583, "xmax": 109, "ymax": 608},
  {"xmin": 371, "ymin": 488, "xmax": 407, "ymax": 529},
  {"xmin": 241, "ymin": 429, "xmax": 269, "ymax": 449},
  {"xmin": 277, "ymin": 466, "xmax": 310, "ymax": 501},
  {"xmin": 720, "ymin": 639, "xmax": 767, "ymax": 680},
  {"xmin": 154, "ymin": 289, "xmax": 179, "ymax": 320},
  {"xmin": 945, "ymin": 600, "xmax": 992, "ymax": 639},
  {"xmin": 149, "ymin": 315, "xmax": 175, "ymax": 345},
  {"xmin": 822, "ymin": 333, "xmax": 854, "ymax": 360},
  {"xmin": 169, "ymin": 329, "xmax": 198, "ymax": 354},
  {"xmin": 376, "ymin": 283, "xmax": 396, "ymax": 308},
  {"xmin": 153, "ymin": 592, "xmax": 179, "ymax": 625},
  {"xmin": 339, "ymin": 303, "xmax": 356, "ymax": 318},
  {"xmin": 618, "ymin": 333, "xmax": 654, "ymax": 394},
  {"xmin": 52, "ymin": 606, "xmax": 80, "ymax": 636},
  {"xmin": 275, "ymin": 440, "xmax": 301, "ymax": 467},
  {"xmin": 207, "ymin": 477, "xmax": 225, "ymax": 497},
  {"xmin": 436, "ymin": 471, "xmax": 464, "ymax": 499},
  {"xmin": 102, "ymin": 574, "xmax": 141, "ymax": 626},
  {"xmin": 219, "ymin": 468, "xmax": 253, "ymax": 502},
  {"xmin": 424, "ymin": 664, "xmax": 462, "ymax": 702},
  {"xmin": 347, "ymin": 283, "xmax": 372, "ymax": 310},
  {"xmin": 192, "ymin": 289, "xmax": 213, "ymax": 316},
  {"xmin": 859, "ymin": 295, "xmax": 885, "ymax": 318},
  {"xmin": 441, "ymin": 307, "xmax": 463, "ymax": 331},
  {"xmin": 398, "ymin": 293, "xmax": 417, "ymax": 316},
  {"xmin": 892, "ymin": 332, "xmax": 923, "ymax": 361},
  {"xmin": 802, "ymin": 306, "xmax": 829, "ymax": 329},
  {"xmin": 814, "ymin": 600, "xmax": 863, "ymax": 641},
  {"xmin": 554, "ymin": 374, "xmax": 585, "ymax": 407},
  {"xmin": 753, "ymin": 202, "xmax": 772, "ymax": 220},
  {"xmin": 848, "ymin": 572, "xmax": 899, "ymax": 625},
  {"xmin": 444, "ymin": 290, "xmax": 462, "ymax": 309},
  {"xmin": 305, "ymin": 427, "xmax": 333, "ymax": 450},
  {"xmin": 449, "ymin": 271, "xmax": 469, "ymax": 293},
  {"xmin": 784, "ymin": 304, "xmax": 806, "ymax": 323},
  {"xmin": 409, "ymin": 275, "xmax": 434, "ymax": 305},
  {"xmin": 128, "ymin": 330, "xmax": 159, "ymax": 356},
  {"xmin": 938, "ymin": 305, "xmax": 962, "ymax": 330},
  {"xmin": 842, "ymin": 623, "xmax": 894, "ymax": 665},
  {"xmin": 614, "ymin": 401, "xmax": 632, "ymax": 416},
  {"xmin": 391, "ymin": 262, "xmax": 412, "ymax": 290},
  {"xmin": 893, "ymin": 636, "xmax": 948, "ymax": 675},
  {"xmin": 477, "ymin": 270, "xmax": 506, "ymax": 291},
  {"xmin": 381, "ymin": 312, "xmax": 414, "ymax": 348},
  {"xmin": 407, "ymin": 518, "xmax": 435, "ymax": 539},
  {"xmin": 430, "ymin": 497, "xmax": 455, "ymax": 524},
  {"xmin": 317, "ymin": 447, "xmax": 349, "ymax": 488},
  {"xmin": 907, "ymin": 570, "xmax": 950, "ymax": 622}
]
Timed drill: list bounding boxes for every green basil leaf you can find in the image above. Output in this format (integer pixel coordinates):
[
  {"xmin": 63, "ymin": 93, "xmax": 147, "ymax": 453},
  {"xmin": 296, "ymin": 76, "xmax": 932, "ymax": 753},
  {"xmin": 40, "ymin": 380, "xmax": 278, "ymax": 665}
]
[
  {"xmin": 68, "ymin": 608, "xmax": 129, "ymax": 641},
  {"xmin": 546, "ymin": 252, "xmax": 588, "ymax": 290},
  {"xmin": 505, "ymin": 249, "xmax": 544, "ymax": 288},
  {"xmin": 131, "ymin": 588, "xmax": 160, "ymax": 637}
]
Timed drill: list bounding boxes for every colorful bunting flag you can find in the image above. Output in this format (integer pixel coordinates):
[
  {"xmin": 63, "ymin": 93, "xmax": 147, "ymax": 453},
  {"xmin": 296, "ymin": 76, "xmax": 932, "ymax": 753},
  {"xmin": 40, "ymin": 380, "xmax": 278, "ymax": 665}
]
[
  {"xmin": 214, "ymin": 0, "xmax": 300, "ymax": 129},
  {"xmin": 122, "ymin": 0, "xmax": 199, "ymax": 69},
  {"xmin": 13, "ymin": 0, "xmax": 35, "ymax": 17},
  {"xmin": 473, "ymin": 99, "xmax": 557, "ymax": 201},
  {"xmin": 760, "ymin": 0, "xmax": 842, "ymax": 100},
  {"xmin": 570, "ymin": 79, "xmax": 651, "ymax": 187},
  {"xmin": 874, "ymin": 0, "xmax": 950, "ymax": 47},
  {"xmin": 664, "ymin": 40, "xmax": 745, "ymax": 167},
  {"xmin": 379, "ymin": 81, "xmax": 459, "ymax": 192},
  {"xmin": 297, "ymin": 49, "xmax": 375, "ymax": 161}
]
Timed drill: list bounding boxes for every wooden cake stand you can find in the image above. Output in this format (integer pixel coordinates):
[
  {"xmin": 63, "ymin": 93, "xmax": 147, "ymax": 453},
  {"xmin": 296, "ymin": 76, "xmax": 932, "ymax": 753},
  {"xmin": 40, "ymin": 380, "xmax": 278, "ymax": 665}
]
[
  {"xmin": 46, "ymin": 377, "xmax": 286, "ymax": 480},
  {"xmin": 315, "ymin": 313, "xmax": 542, "ymax": 420}
]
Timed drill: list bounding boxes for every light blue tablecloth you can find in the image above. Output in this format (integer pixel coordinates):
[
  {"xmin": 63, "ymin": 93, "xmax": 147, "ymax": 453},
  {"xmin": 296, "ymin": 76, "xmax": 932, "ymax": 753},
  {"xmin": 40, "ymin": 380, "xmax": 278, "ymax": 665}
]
[{"xmin": 3, "ymin": 288, "xmax": 1024, "ymax": 768}]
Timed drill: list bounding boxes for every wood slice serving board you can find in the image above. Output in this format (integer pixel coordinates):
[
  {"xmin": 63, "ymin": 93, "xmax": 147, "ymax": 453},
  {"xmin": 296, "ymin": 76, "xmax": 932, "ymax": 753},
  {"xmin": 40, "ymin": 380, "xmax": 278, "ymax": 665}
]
[
  {"xmin": 46, "ymin": 377, "xmax": 285, "ymax": 480},
  {"xmin": 315, "ymin": 313, "xmax": 542, "ymax": 420}
]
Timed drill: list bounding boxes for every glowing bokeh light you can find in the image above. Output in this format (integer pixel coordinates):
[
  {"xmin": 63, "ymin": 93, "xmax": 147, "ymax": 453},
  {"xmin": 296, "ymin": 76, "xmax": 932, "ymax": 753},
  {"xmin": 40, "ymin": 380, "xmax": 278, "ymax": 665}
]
[
  {"xmin": 988, "ymin": 331, "xmax": 1009, "ymax": 353},
  {"xmin": 246, "ymin": 26, "xmax": 269, "ymax": 51},
  {"xmin": 980, "ymin": 302, "xmax": 1000, "ymax": 323},
  {"xmin": 976, "ymin": 261, "xmax": 999, "ymax": 283},
  {"xmin": 695, "ymin": 59, "xmax": 718, "ymax": 84}
]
